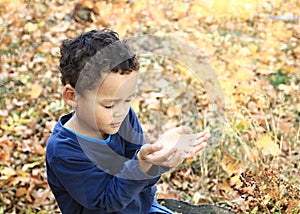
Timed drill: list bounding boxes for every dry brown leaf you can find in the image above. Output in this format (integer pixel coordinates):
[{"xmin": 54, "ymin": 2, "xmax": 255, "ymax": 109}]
[
  {"xmin": 16, "ymin": 187, "xmax": 28, "ymax": 197},
  {"xmin": 220, "ymin": 156, "xmax": 241, "ymax": 176},
  {"xmin": 166, "ymin": 105, "xmax": 181, "ymax": 117}
]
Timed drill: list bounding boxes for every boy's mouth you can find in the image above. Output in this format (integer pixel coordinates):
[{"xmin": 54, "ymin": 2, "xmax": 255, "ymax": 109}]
[{"xmin": 110, "ymin": 122, "xmax": 122, "ymax": 128}]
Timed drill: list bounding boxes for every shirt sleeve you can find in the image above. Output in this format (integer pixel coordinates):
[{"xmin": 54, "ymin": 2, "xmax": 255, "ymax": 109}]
[
  {"xmin": 118, "ymin": 107, "xmax": 146, "ymax": 159},
  {"xmin": 48, "ymin": 154, "xmax": 158, "ymax": 212}
]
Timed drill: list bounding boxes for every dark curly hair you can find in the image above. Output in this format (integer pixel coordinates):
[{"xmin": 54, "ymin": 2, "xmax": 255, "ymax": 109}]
[{"xmin": 59, "ymin": 29, "xmax": 139, "ymax": 94}]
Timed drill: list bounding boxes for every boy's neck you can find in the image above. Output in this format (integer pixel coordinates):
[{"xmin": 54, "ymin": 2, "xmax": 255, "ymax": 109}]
[{"xmin": 64, "ymin": 113, "xmax": 108, "ymax": 140}]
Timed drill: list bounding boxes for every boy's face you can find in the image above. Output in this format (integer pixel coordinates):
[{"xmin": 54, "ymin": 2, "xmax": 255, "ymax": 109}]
[{"xmin": 75, "ymin": 71, "xmax": 138, "ymax": 139}]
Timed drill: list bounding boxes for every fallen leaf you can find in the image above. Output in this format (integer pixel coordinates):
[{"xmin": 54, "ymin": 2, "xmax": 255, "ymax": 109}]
[
  {"xmin": 130, "ymin": 99, "xmax": 140, "ymax": 113},
  {"xmin": 22, "ymin": 162, "xmax": 41, "ymax": 172},
  {"xmin": 192, "ymin": 192, "xmax": 205, "ymax": 204},
  {"xmin": 230, "ymin": 174, "xmax": 243, "ymax": 188},
  {"xmin": 220, "ymin": 156, "xmax": 241, "ymax": 176},
  {"xmin": 24, "ymin": 22, "xmax": 38, "ymax": 33},
  {"xmin": 27, "ymin": 84, "xmax": 43, "ymax": 99},
  {"xmin": 0, "ymin": 167, "xmax": 16, "ymax": 179},
  {"xmin": 255, "ymin": 135, "xmax": 280, "ymax": 156},
  {"xmin": 16, "ymin": 187, "xmax": 28, "ymax": 197},
  {"xmin": 218, "ymin": 181, "xmax": 232, "ymax": 193},
  {"xmin": 166, "ymin": 105, "xmax": 181, "ymax": 117}
]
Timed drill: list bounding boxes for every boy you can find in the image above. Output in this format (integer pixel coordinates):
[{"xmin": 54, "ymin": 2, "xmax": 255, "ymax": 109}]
[{"xmin": 46, "ymin": 29, "xmax": 209, "ymax": 214}]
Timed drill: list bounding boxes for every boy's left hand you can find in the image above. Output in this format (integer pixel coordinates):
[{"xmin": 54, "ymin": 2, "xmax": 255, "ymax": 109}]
[
  {"xmin": 138, "ymin": 143, "xmax": 184, "ymax": 170},
  {"xmin": 184, "ymin": 130, "xmax": 210, "ymax": 158}
]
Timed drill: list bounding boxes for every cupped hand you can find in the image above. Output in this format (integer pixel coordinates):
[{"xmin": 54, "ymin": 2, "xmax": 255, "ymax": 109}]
[
  {"xmin": 138, "ymin": 143, "xmax": 186, "ymax": 169},
  {"xmin": 137, "ymin": 126, "xmax": 210, "ymax": 172},
  {"xmin": 185, "ymin": 130, "xmax": 210, "ymax": 158},
  {"xmin": 153, "ymin": 126, "xmax": 210, "ymax": 157}
]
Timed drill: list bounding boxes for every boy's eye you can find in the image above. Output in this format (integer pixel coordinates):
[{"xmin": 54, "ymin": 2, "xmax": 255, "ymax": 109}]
[
  {"xmin": 125, "ymin": 96, "xmax": 135, "ymax": 103},
  {"xmin": 103, "ymin": 104, "xmax": 114, "ymax": 109},
  {"xmin": 102, "ymin": 97, "xmax": 134, "ymax": 108}
]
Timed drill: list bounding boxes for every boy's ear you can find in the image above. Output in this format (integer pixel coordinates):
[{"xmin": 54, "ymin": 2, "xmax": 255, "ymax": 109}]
[{"xmin": 63, "ymin": 84, "xmax": 78, "ymax": 108}]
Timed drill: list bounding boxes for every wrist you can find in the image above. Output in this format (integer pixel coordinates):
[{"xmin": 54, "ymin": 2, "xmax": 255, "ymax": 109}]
[{"xmin": 137, "ymin": 151, "xmax": 152, "ymax": 173}]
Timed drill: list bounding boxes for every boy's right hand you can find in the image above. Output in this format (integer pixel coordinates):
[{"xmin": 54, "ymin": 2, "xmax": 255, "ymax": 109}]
[
  {"xmin": 137, "ymin": 142, "xmax": 185, "ymax": 173},
  {"xmin": 137, "ymin": 126, "xmax": 208, "ymax": 173}
]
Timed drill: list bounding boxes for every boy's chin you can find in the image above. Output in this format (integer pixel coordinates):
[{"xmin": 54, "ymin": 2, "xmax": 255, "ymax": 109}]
[{"xmin": 106, "ymin": 127, "xmax": 120, "ymax": 135}]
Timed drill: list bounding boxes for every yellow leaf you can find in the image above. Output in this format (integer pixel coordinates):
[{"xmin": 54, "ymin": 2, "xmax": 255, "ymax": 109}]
[
  {"xmin": 248, "ymin": 43, "xmax": 258, "ymax": 54},
  {"xmin": 255, "ymin": 135, "xmax": 280, "ymax": 156},
  {"xmin": 27, "ymin": 84, "xmax": 43, "ymax": 99},
  {"xmin": 274, "ymin": 0, "xmax": 281, "ymax": 8},
  {"xmin": 262, "ymin": 194, "xmax": 271, "ymax": 205},
  {"xmin": 251, "ymin": 206, "xmax": 258, "ymax": 213},
  {"xmin": 172, "ymin": 2, "xmax": 189, "ymax": 19},
  {"xmin": 234, "ymin": 120, "xmax": 249, "ymax": 132},
  {"xmin": 230, "ymin": 174, "xmax": 242, "ymax": 188},
  {"xmin": 17, "ymin": 169, "xmax": 28, "ymax": 177},
  {"xmin": 38, "ymin": 20, "xmax": 45, "ymax": 28},
  {"xmin": 184, "ymin": 157, "xmax": 194, "ymax": 164},
  {"xmin": 131, "ymin": 0, "xmax": 147, "ymax": 13},
  {"xmin": 190, "ymin": 3, "xmax": 206, "ymax": 19},
  {"xmin": 282, "ymin": 66, "xmax": 294, "ymax": 74},
  {"xmin": 24, "ymin": 22, "xmax": 38, "ymax": 33},
  {"xmin": 131, "ymin": 99, "xmax": 140, "ymax": 113},
  {"xmin": 37, "ymin": 41, "xmax": 53, "ymax": 53},
  {"xmin": 296, "ymin": 103, "xmax": 300, "ymax": 112},
  {"xmin": 0, "ymin": 167, "xmax": 16, "ymax": 179},
  {"xmin": 22, "ymin": 162, "xmax": 40, "ymax": 172},
  {"xmin": 211, "ymin": 0, "xmax": 229, "ymax": 14}
]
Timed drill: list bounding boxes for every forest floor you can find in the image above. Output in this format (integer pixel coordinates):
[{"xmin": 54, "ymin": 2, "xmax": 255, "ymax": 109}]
[{"xmin": 0, "ymin": 0, "xmax": 300, "ymax": 213}]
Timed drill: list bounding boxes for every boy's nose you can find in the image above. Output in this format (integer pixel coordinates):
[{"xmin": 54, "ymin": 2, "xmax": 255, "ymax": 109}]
[
  {"xmin": 113, "ymin": 106, "xmax": 127, "ymax": 118},
  {"xmin": 113, "ymin": 111, "xmax": 122, "ymax": 118}
]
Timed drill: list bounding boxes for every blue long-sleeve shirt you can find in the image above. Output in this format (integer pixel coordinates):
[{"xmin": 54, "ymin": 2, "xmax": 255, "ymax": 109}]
[{"xmin": 46, "ymin": 108, "xmax": 169, "ymax": 213}]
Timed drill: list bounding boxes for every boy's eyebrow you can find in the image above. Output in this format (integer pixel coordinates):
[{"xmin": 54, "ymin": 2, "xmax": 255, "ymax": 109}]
[{"xmin": 102, "ymin": 92, "xmax": 136, "ymax": 102}]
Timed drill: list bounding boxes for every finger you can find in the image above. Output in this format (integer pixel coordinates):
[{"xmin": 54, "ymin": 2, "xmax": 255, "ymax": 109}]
[
  {"xmin": 149, "ymin": 147, "xmax": 178, "ymax": 162},
  {"xmin": 191, "ymin": 141, "xmax": 207, "ymax": 154},
  {"xmin": 174, "ymin": 126, "xmax": 193, "ymax": 135},
  {"xmin": 141, "ymin": 143, "xmax": 163, "ymax": 157},
  {"xmin": 185, "ymin": 152, "xmax": 193, "ymax": 159},
  {"xmin": 165, "ymin": 151, "xmax": 185, "ymax": 168},
  {"xmin": 191, "ymin": 132, "xmax": 210, "ymax": 146},
  {"xmin": 193, "ymin": 130, "xmax": 210, "ymax": 140},
  {"xmin": 184, "ymin": 131, "xmax": 209, "ymax": 144}
]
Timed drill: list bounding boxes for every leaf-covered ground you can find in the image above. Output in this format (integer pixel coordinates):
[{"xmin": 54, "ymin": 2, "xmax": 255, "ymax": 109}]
[{"xmin": 0, "ymin": 0, "xmax": 299, "ymax": 213}]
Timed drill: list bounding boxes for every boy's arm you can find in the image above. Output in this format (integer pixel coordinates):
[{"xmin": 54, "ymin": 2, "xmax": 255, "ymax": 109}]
[{"xmin": 48, "ymin": 154, "xmax": 160, "ymax": 212}]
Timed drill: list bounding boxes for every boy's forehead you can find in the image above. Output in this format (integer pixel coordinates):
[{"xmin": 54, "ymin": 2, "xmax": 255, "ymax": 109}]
[
  {"xmin": 100, "ymin": 91, "xmax": 136, "ymax": 102},
  {"xmin": 94, "ymin": 71, "xmax": 138, "ymax": 98}
]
